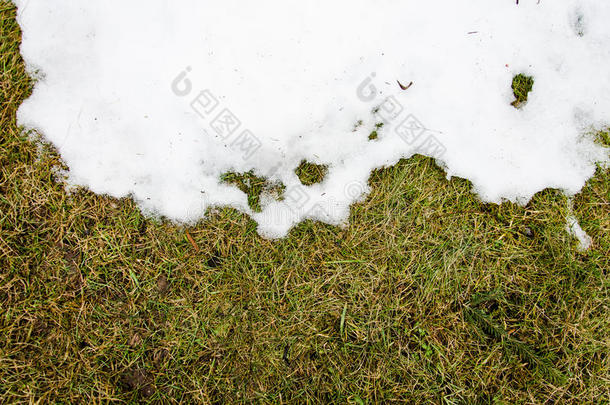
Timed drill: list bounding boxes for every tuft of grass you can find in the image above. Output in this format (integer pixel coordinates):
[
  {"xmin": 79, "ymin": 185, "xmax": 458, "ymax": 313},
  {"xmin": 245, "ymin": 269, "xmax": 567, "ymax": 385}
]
[
  {"xmin": 511, "ymin": 74, "xmax": 534, "ymax": 108},
  {"xmin": 595, "ymin": 130, "xmax": 609, "ymax": 147},
  {"xmin": 221, "ymin": 171, "xmax": 284, "ymax": 212},
  {"xmin": 1, "ymin": 3, "xmax": 609, "ymax": 403},
  {"xmin": 368, "ymin": 122, "xmax": 384, "ymax": 141},
  {"xmin": 295, "ymin": 160, "xmax": 329, "ymax": 186}
]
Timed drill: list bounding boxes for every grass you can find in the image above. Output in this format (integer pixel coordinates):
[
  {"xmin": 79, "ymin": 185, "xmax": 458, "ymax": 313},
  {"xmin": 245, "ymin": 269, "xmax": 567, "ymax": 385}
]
[
  {"xmin": 368, "ymin": 123, "xmax": 384, "ymax": 141},
  {"xmin": 1, "ymin": 3, "xmax": 609, "ymax": 403},
  {"xmin": 511, "ymin": 74, "xmax": 535, "ymax": 108},
  {"xmin": 295, "ymin": 161, "xmax": 329, "ymax": 186},
  {"xmin": 221, "ymin": 171, "xmax": 284, "ymax": 212}
]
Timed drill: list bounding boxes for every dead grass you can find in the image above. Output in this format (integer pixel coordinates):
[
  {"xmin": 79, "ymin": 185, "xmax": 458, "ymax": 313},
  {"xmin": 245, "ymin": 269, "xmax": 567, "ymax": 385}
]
[{"xmin": 1, "ymin": 3, "xmax": 609, "ymax": 403}]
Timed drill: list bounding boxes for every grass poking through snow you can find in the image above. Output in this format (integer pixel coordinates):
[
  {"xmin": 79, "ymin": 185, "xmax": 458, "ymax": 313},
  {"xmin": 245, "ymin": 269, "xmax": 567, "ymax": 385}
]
[
  {"xmin": 511, "ymin": 73, "xmax": 535, "ymax": 108},
  {"xmin": 221, "ymin": 171, "xmax": 284, "ymax": 212},
  {"xmin": 295, "ymin": 160, "xmax": 329, "ymax": 186},
  {"xmin": 1, "ymin": 4, "xmax": 609, "ymax": 403}
]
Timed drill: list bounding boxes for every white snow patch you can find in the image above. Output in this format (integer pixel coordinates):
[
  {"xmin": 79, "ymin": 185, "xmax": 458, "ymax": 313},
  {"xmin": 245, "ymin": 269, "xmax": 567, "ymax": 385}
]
[
  {"xmin": 565, "ymin": 199, "xmax": 593, "ymax": 251},
  {"xmin": 14, "ymin": 0, "xmax": 610, "ymax": 238},
  {"xmin": 566, "ymin": 215, "xmax": 593, "ymax": 251}
]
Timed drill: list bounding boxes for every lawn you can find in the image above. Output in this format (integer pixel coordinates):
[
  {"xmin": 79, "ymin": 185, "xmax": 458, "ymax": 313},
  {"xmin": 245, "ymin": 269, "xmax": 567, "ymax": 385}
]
[{"xmin": 1, "ymin": 3, "xmax": 609, "ymax": 403}]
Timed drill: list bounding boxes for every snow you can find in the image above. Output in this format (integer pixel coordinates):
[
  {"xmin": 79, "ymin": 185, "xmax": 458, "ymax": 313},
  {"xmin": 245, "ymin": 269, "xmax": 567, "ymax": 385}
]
[
  {"xmin": 566, "ymin": 216, "xmax": 593, "ymax": 252},
  {"xmin": 566, "ymin": 200, "xmax": 593, "ymax": 251},
  {"xmin": 14, "ymin": 0, "xmax": 610, "ymax": 238}
]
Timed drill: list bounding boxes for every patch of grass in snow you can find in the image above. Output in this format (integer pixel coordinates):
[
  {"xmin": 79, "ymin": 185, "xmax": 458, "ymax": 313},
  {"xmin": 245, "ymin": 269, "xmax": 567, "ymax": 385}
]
[
  {"xmin": 221, "ymin": 171, "xmax": 284, "ymax": 212},
  {"xmin": 595, "ymin": 130, "xmax": 609, "ymax": 147},
  {"xmin": 368, "ymin": 122, "xmax": 384, "ymax": 141},
  {"xmin": 1, "ymin": 3, "xmax": 609, "ymax": 403},
  {"xmin": 295, "ymin": 160, "xmax": 329, "ymax": 186},
  {"xmin": 511, "ymin": 74, "xmax": 534, "ymax": 108}
]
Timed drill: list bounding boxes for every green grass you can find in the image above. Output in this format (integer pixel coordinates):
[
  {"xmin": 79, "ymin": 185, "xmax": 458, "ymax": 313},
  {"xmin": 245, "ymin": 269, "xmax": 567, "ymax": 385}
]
[
  {"xmin": 511, "ymin": 74, "xmax": 535, "ymax": 108},
  {"xmin": 295, "ymin": 160, "xmax": 329, "ymax": 186},
  {"xmin": 368, "ymin": 123, "xmax": 384, "ymax": 141},
  {"xmin": 1, "ymin": 3, "xmax": 609, "ymax": 403},
  {"xmin": 221, "ymin": 171, "xmax": 284, "ymax": 212}
]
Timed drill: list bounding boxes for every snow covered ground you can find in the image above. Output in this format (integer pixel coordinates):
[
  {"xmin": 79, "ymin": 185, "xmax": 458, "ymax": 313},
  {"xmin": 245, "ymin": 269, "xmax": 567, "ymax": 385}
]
[{"xmin": 14, "ymin": 0, "xmax": 610, "ymax": 238}]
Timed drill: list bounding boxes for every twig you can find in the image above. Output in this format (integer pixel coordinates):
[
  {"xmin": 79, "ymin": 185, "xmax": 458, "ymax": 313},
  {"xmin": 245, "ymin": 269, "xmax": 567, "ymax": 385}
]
[
  {"xmin": 185, "ymin": 230, "xmax": 199, "ymax": 252},
  {"xmin": 397, "ymin": 80, "xmax": 413, "ymax": 91}
]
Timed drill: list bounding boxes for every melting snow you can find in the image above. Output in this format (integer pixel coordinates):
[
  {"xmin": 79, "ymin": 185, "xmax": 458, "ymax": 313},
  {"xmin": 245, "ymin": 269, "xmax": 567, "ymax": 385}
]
[
  {"xmin": 14, "ymin": 0, "xmax": 610, "ymax": 238},
  {"xmin": 566, "ymin": 199, "xmax": 593, "ymax": 251},
  {"xmin": 566, "ymin": 215, "xmax": 593, "ymax": 251}
]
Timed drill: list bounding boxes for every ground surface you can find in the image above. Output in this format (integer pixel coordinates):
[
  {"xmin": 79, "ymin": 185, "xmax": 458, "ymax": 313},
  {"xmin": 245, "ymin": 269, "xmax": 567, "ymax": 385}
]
[{"xmin": 1, "ymin": 3, "xmax": 609, "ymax": 404}]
